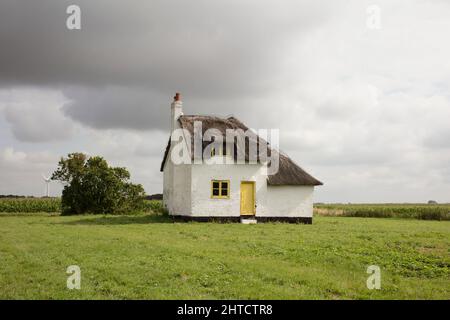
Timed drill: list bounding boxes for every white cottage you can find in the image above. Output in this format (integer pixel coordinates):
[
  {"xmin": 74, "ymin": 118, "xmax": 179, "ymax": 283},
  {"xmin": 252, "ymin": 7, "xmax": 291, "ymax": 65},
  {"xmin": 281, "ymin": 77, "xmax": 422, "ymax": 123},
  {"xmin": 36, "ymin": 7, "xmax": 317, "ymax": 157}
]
[{"xmin": 161, "ymin": 93, "xmax": 322, "ymax": 223}]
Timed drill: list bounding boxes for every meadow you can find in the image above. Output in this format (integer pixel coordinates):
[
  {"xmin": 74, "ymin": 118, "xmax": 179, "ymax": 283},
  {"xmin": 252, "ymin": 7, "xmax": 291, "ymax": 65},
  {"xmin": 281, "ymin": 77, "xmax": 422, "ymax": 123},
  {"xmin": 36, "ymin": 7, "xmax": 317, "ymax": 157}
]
[{"xmin": 0, "ymin": 211, "xmax": 449, "ymax": 299}]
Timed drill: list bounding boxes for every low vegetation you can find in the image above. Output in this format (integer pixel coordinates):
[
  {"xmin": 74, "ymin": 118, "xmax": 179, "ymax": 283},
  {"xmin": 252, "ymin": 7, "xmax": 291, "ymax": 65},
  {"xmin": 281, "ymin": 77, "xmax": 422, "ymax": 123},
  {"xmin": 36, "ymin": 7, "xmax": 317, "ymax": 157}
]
[
  {"xmin": 0, "ymin": 214, "xmax": 448, "ymax": 299},
  {"xmin": 142, "ymin": 199, "xmax": 167, "ymax": 214},
  {"xmin": 52, "ymin": 152, "xmax": 145, "ymax": 215},
  {"xmin": 315, "ymin": 203, "xmax": 450, "ymax": 221},
  {"xmin": 0, "ymin": 197, "xmax": 61, "ymax": 213},
  {"xmin": 1, "ymin": 198, "xmax": 449, "ymax": 221},
  {"xmin": 0, "ymin": 198, "xmax": 165, "ymax": 216}
]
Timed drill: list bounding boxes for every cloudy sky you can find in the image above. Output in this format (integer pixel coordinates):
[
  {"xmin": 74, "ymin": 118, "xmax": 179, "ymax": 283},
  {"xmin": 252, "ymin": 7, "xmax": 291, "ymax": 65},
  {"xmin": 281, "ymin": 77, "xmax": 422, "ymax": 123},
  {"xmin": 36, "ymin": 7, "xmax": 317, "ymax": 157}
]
[{"xmin": 1, "ymin": 0, "xmax": 449, "ymax": 202}]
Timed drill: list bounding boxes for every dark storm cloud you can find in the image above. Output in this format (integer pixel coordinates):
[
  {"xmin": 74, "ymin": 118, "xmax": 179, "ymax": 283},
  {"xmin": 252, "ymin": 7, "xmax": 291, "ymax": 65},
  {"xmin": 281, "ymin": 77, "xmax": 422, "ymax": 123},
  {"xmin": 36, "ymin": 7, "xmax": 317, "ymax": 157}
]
[
  {"xmin": 0, "ymin": 0, "xmax": 334, "ymax": 130},
  {"xmin": 61, "ymin": 86, "xmax": 169, "ymax": 131},
  {"xmin": 2, "ymin": 0, "xmax": 450, "ymax": 201}
]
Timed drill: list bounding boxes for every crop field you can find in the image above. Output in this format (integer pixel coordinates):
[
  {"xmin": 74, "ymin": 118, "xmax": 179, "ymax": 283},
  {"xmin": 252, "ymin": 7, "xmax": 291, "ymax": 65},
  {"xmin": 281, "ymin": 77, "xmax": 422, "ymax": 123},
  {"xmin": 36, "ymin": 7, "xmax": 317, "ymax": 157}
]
[
  {"xmin": 314, "ymin": 203, "xmax": 450, "ymax": 221},
  {"xmin": 0, "ymin": 198, "xmax": 163, "ymax": 215},
  {"xmin": 0, "ymin": 211, "xmax": 449, "ymax": 299},
  {"xmin": 2, "ymin": 198, "xmax": 449, "ymax": 221},
  {"xmin": 0, "ymin": 197, "xmax": 61, "ymax": 213}
]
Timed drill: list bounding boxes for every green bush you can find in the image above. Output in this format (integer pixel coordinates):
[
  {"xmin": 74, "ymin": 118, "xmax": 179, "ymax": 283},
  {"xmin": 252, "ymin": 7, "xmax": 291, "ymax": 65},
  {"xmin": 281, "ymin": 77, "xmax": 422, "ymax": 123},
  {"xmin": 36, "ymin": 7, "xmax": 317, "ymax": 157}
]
[{"xmin": 52, "ymin": 153, "xmax": 146, "ymax": 215}]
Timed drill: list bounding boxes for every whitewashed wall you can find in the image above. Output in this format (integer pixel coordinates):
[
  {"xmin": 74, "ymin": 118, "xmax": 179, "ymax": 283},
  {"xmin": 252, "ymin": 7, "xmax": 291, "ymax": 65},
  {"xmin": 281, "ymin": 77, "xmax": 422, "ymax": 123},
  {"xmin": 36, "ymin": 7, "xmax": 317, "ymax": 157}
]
[
  {"xmin": 263, "ymin": 185, "xmax": 314, "ymax": 217},
  {"xmin": 186, "ymin": 161, "xmax": 314, "ymax": 218},
  {"xmin": 164, "ymin": 152, "xmax": 314, "ymax": 218},
  {"xmin": 171, "ymin": 164, "xmax": 191, "ymax": 215},
  {"xmin": 190, "ymin": 162, "xmax": 266, "ymax": 217},
  {"xmin": 162, "ymin": 159, "xmax": 172, "ymax": 210},
  {"xmin": 164, "ymin": 160, "xmax": 192, "ymax": 216}
]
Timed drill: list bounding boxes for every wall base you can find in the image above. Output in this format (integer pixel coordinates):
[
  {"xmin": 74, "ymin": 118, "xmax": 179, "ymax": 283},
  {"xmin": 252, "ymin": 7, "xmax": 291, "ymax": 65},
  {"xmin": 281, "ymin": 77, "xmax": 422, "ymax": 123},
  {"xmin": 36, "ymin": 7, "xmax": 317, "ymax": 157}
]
[
  {"xmin": 256, "ymin": 216, "xmax": 312, "ymax": 224},
  {"xmin": 171, "ymin": 215, "xmax": 312, "ymax": 224}
]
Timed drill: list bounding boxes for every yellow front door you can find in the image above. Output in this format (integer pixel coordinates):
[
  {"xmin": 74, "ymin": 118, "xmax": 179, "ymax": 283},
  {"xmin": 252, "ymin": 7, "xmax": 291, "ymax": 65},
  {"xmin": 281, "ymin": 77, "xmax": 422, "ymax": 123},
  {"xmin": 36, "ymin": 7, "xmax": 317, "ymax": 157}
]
[{"xmin": 240, "ymin": 181, "xmax": 255, "ymax": 216}]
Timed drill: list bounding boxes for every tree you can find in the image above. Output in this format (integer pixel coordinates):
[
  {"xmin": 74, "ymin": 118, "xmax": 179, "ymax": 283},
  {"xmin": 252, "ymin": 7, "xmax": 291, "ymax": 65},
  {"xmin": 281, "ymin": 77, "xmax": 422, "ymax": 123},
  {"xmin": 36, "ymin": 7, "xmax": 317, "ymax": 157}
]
[{"xmin": 52, "ymin": 153, "xmax": 145, "ymax": 215}]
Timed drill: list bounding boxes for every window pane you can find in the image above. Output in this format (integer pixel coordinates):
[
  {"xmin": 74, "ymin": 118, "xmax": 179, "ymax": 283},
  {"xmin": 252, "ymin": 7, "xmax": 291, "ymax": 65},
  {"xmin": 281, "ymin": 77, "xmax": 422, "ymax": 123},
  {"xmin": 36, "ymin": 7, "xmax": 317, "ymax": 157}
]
[
  {"xmin": 212, "ymin": 181, "xmax": 220, "ymax": 189},
  {"xmin": 221, "ymin": 182, "xmax": 228, "ymax": 197},
  {"xmin": 212, "ymin": 188, "xmax": 220, "ymax": 196},
  {"xmin": 221, "ymin": 188, "xmax": 228, "ymax": 196}
]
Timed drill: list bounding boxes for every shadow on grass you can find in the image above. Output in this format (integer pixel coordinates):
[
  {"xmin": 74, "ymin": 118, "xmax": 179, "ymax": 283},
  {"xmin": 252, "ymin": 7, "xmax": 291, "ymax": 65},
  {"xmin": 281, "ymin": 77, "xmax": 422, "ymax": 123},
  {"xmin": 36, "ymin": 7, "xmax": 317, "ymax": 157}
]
[{"xmin": 61, "ymin": 214, "xmax": 173, "ymax": 225}]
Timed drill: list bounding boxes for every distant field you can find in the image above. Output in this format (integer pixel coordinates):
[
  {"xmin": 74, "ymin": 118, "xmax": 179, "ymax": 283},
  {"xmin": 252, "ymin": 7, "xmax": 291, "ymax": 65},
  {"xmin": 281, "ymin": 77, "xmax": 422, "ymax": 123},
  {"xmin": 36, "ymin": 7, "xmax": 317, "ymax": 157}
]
[
  {"xmin": 2, "ymin": 198, "xmax": 449, "ymax": 221},
  {"xmin": 315, "ymin": 203, "xmax": 450, "ymax": 221},
  {"xmin": 0, "ymin": 197, "xmax": 61, "ymax": 213},
  {"xmin": 0, "ymin": 213, "xmax": 449, "ymax": 299},
  {"xmin": 0, "ymin": 198, "xmax": 163, "ymax": 215}
]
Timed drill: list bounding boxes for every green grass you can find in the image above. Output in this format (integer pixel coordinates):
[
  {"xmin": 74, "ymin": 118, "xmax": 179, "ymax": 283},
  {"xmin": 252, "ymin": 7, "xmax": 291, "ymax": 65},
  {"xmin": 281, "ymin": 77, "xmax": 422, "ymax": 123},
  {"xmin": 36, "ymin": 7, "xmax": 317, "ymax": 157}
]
[
  {"xmin": 315, "ymin": 203, "xmax": 450, "ymax": 221},
  {"xmin": 0, "ymin": 213, "xmax": 449, "ymax": 299}
]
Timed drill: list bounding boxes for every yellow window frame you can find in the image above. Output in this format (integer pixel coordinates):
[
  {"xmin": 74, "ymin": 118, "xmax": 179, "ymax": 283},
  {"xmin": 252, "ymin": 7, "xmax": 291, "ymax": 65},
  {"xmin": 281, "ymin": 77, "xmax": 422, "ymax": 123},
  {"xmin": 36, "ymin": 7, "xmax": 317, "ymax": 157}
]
[
  {"xmin": 211, "ymin": 146, "xmax": 224, "ymax": 157},
  {"xmin": 211, "ymin": 180, "xmax": 230, "ymax": 199}
]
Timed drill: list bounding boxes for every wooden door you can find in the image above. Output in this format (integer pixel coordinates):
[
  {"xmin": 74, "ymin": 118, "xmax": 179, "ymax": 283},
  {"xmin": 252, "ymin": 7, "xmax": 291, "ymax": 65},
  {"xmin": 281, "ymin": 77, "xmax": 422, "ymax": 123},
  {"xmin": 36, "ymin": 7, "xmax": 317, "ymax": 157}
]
[{"xmin": 240, "ymin": 181, "xmax": 255, "ymax": 216}]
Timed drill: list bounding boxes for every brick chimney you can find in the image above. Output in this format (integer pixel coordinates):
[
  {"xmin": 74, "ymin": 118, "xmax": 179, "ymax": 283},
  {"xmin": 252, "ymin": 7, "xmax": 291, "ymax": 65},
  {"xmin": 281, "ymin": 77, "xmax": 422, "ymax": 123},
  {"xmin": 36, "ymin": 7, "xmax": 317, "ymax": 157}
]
[{"xmin": 170, "ymin": 92, "xmax": 183, "ymax": 133}]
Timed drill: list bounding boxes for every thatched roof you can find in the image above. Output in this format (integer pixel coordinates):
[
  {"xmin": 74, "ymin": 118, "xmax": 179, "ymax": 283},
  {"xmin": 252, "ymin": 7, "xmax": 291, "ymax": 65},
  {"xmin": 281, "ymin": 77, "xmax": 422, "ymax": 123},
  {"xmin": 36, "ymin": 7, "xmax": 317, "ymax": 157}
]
[
  {"xmin": 267, "ymin": 152, "xmax": 322, "ymax": 186},
  {"xmin": 160, "ymin": 115, "xmax": 322, "ymax": 186}
]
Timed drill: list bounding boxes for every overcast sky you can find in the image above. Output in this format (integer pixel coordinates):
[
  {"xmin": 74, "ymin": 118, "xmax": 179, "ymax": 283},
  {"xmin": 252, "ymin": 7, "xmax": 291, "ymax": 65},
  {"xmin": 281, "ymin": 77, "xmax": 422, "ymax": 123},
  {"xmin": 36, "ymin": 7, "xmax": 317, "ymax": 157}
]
[{"xmin": 1, "ymin": 0, "xmax": 449, "ymax": 202}]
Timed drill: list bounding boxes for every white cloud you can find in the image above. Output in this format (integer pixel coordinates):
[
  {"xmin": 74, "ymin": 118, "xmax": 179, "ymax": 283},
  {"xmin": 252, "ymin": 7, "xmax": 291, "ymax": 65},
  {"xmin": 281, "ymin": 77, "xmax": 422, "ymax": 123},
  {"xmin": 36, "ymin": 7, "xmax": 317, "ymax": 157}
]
[
  {"xmin": 0, "ymin": 147, "xmax": 62, "ymax": 196},
  {"xmin": 1, "ymin": 88, "xmax": 74, "ymax": 142}
]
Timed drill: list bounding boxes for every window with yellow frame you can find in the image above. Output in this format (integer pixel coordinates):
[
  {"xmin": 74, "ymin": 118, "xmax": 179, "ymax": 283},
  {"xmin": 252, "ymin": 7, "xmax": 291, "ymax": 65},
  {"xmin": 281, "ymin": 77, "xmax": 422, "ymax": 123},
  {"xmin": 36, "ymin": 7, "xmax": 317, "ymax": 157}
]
[
  {"xmin": 211, "ymin": 180, "xmax": 230, "ymax": 199},
  {"xmin": 210, "ymin": 145, "xmax": 227, "ymax": 157}
]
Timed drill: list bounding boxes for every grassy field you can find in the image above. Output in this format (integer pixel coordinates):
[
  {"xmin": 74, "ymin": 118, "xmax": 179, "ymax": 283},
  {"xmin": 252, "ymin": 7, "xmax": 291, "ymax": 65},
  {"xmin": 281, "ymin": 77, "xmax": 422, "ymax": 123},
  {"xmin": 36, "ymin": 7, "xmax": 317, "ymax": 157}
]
[{"xmin": 0, "ymin": 213, "xmax": 448, "ymax": 299}]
